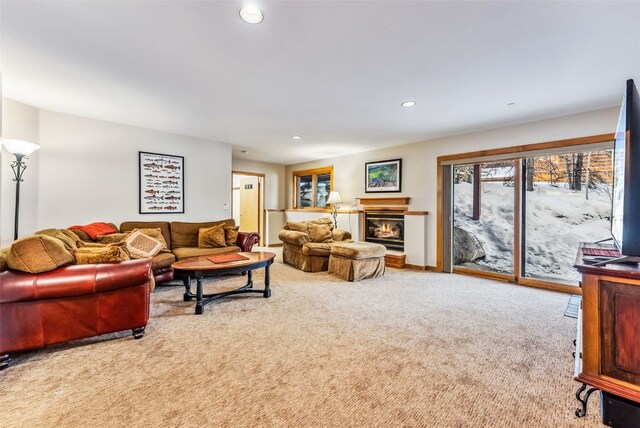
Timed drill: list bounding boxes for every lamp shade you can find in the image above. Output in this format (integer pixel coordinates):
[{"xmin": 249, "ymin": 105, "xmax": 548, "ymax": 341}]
[
  {"xmin": 2, "ymin": 139, "xmax": 41, "ymax": 156},
  {"xmin": 327, "ymin": 191, "xmax": 342, "ymax": 204}
]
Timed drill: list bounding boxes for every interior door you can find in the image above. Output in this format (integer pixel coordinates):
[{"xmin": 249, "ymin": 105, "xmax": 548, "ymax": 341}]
[{"xmin": 239, "ymin": 176, "xmax": 260, "ymax": 233}]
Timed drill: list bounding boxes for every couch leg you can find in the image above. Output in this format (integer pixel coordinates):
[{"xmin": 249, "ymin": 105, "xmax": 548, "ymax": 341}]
[
  {"xmin": 132, "ymin": 327, "xmax": 146, "ymax": 340},
  {"xmin": 0, "ymin": 354, "xmax": 10, "ymax": 371}
]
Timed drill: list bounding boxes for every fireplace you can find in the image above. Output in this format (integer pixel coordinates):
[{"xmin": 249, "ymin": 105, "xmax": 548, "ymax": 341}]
[{"xmin": 364, "ymin": 210, "xmax": 404, "ymax": 251}]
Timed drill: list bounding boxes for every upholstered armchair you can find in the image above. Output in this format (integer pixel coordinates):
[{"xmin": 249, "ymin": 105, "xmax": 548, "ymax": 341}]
[{"xmin": 278, "ymin": 217, "xmax": 352, "ymax": 272}]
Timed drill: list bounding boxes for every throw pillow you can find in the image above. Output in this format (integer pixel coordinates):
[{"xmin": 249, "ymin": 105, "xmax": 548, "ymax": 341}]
[
  {"xmin": 307, "ymin": 223, "xmax": 333, "ymax": 243},
  {"xmin": 224, "ymin": 226, "xmax": 240, "ymax": 246},
  {"xmin": 96, "ymin": 233, "xmax": 128, "ymax": 245},
  {"xmin": 7, "ymin": 235, "xmax": 74, "ymax": 273},
  {"xmin": 75, "ymin": 243, "xmax": 130, "ymax": 264},
  {"xmin": 125, "ymin": 230, "xmax": 164, "ymax": 259},
  {"xmin": 131, "ymin": 228, "xmax": 170, "ymax": 252},
  {"xmin": 198, "ymin": 225, "xmax": 227, "ymax": 248},
  {"xmin": 284, "ymin": 221, "xmax": 308, "ymax": 233},
  {"xmin": 0, "ymin": 247, "xmax": 9, "ymax": 272}
]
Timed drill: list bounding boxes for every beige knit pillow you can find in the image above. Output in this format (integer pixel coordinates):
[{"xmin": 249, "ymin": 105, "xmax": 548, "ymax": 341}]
[
  {"xmin": 7, "ymin": 235, "xmax": 74, "ymax": 273},
  {"xmin": 131, "ymin": 228, "xmax": 170, "ymax": 253},
  {"xmin": 124, "ymin": 230, "xmax": 164, "ymax": 259},
  {"xmin": 75, "ymin": 243, "xmax": 130, "ymax": 264}
]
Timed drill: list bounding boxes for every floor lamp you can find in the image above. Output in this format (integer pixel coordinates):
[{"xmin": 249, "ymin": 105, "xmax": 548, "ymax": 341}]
[
  {"xmin": 327, "ymin": 191, "xmax": 342, "ymax": 228},
  {"xmin": 2, "ymin": 139, "xmax": 41, "ymax": 240}
]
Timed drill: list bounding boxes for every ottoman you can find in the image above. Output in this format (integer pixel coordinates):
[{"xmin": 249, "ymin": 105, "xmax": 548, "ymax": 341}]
[{"xmin": 328, "ymin": 242, "xmax": 386, "ymax": 281}]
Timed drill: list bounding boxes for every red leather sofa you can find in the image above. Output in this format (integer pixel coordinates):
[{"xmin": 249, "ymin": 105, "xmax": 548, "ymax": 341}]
[{"xmin": 0, "ymin": 259, "xmax": 152, "ymax": 370}]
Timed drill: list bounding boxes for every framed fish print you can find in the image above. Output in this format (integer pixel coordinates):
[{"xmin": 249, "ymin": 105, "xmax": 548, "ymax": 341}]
[{"xmin": 139, "ymin": 151, "xmax": 185, "ymax": 214}]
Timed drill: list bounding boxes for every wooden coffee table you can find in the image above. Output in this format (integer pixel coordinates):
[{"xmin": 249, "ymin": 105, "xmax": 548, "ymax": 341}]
[{"xmin": 171, "ymin": 252, "xmax": 275, "ymax": 314}]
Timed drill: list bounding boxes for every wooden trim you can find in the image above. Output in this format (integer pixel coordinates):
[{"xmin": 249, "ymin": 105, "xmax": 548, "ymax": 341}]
[
  {"xmin": 437, "ymin": 133, "xmax": 614, "ymax": 163},
  {"xmin": 286, "ymin": 208, "xmax": 332, "ymax": 213},
  {"xmin": 513, "ymin": 159, "xmax": 522, "ymax": 280},
  {"xmin": 517, "ymin": 277, "xmax": 581, "ymax": 294},
  {"xmin": 292, "ymin": 166, "xmax": 334, "ymax": 209},
  {"xmin": 267, "ymin": 243, "xmax": 283, "ymax": 247},
  {"xmin": 576, "ymin": 373, "xmax": 640, "ymax": 403},
  {"xmin": 362, "ymin": 206, "xmax": 407, "ymax": 212},
  {"xmin": 403, "ymin": 211, "xmax": 429, "ymax": 215},
  {"xmin": 453, "ymin": 267, "xmax": 515, "ymax": 282},
  {"xmin": 232, "ymin": 171, "xmax": 266, "ymax": 246},
  {"xmin": 406, "ymin": 263, "xmax": 428, "ymax": 271},
  {"xmin": 436, "ymin": 164, "xmax": 443, "ymax": 271},
  {"xmin": 265, "ymin": 209, "xmax": 285, "ymax": 212},
  {"xmin": 232, "ymin": 170, "xmax": 266, "ymax": 177},
  {"xmin": 426, "ymin": 265, "xmax": 438, "ymax": 272},
  {"xmin": 359, "ymin": 197, "xmax": 410, "ymax": 205}
]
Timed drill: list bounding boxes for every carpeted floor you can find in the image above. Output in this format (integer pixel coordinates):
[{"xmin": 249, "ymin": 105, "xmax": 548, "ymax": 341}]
[{"xmin": 2, "ymin": 249, "xmax": 602, "ymax": 427}]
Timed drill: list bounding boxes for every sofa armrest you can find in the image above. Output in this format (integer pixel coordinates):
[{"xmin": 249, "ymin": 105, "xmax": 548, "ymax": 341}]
[
  {"xmin": 332, "ymin": 229, "xmax": 352, "ymax": 242},
  {"xmin": 237, "ymin": 231, "xmax": 260, "ymax": 252},
  {"xmin": 278, "ymin": 230, "xmax": 310, "ymax": 246}
]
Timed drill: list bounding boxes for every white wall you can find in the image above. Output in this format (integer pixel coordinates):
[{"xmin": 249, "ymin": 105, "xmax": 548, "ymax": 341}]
[
  {"xmin": 0, "ymin": 98, "xmax": 233, "ymax": 246},
  {"xmin": 1, "ymin": 98, "xmax": 40, "ymax": 246},
  {"xmin": 286, "ymin": 107, "xmax": 620, "ymax": 267},
  {"xmin": 232, "ymin": 158, "xmax": 286, "ymax": 209},
  {"xmin": 37, "ymin": 109, "xmax": 232, "ymax": 229}
]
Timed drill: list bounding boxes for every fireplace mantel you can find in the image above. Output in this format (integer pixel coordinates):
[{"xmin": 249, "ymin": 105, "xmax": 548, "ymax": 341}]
[{"xmin": 358, "ymin": 197, "xmax": 410, "ymax": 206}]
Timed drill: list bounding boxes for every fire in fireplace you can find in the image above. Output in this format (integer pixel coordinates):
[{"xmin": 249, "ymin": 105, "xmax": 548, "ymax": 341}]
[{"xmin": 364, "ymin": 210, "xmax": 404, "ymax": 250}]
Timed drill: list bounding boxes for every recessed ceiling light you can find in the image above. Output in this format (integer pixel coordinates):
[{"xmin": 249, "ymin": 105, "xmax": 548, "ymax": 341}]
[
  {"xmin": 507, "ymin": 102, "xmax": 516, "ymax": 106},
  {"xmin": 292, "ymin": 135, "xmax": 302, "ymax": 140},
  {"xmin": 401, "ymin": 101, "xmax": 416, "ymax": 107},
  {"xmin": 239, "ymin": 6, "xmax": 263, "ymax": 24},
  {"xmin": 241, "ymin": 150, "xmax": 248, "ymax": 154}
]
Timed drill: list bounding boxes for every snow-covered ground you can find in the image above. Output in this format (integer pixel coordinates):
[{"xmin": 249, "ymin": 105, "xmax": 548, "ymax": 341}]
[{"xmin": 454, "ymin": 181, "xmax": 611, "ymax": 284}]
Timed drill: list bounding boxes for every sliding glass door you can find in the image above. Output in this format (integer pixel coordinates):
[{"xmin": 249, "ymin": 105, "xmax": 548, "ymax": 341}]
[
  {"xmin": 522, "ymin": 149, "xmax": 613, "ymax": 285},
  {"xmin": 453, "ymin": 161, "xmax": 515, "ymax": 275}
]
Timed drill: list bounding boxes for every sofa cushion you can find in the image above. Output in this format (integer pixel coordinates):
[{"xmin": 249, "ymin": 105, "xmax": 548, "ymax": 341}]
[
  {"xmin": 330, "ymin": 242, "xmax": 386, "ymax": 260},
  {"xmin": 125, "ymin": 231, "xmax": 164, "ymax": 259},
  {"xmin": 96, "ymin": 233, "xmax": 128, "ymax": 245},
  {"xmin": 120, "ymin": 221, "xmax": 171, "ymax": 250},
  {"xmin": 308, "ymin": 223, "xmax": 333, "ymax": 243},
  {"xmin": 301, "ymin": 242, "xmax": 332, "ymax": 257},
  {"xmin": 308, "ymin": 217, "xmax": 335, "ymax": 230},
  {"xmin": 74, "ymin": 243, "xmax": 130, "ymax": 264},
  {"xmin": 224, "ymin": 226, "xmax": 240, "ymax": 246},
  {"xmin": 172, "ymin": 245, "xmax": 241, "ymax": 261},
  {"xmin": 151, "ymin": 252, "xmax": 176, "ymax": 270},
  {"xmin": 171, "ymin": 220, "xmax": 235, "ymax": 248},
  {"xmin": 7, "ymin": 235, "xmax": 75, "ymax": 273},
  {"xmin": 198, "ymin": 225, "xmax": 226, "ymax": 248},
  {"xmin": 35, "ymin": 228, "xmax": 81, "ymax": 251},
  {"xmin": 68, "ymin": 222, "xmax": 119, "ymax": 240}
]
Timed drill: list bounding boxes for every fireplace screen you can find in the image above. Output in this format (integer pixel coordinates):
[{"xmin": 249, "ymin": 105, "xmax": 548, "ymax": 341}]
[{"xmin": 364, "ymin": 211, "xmax": 404, "ymax": 250}]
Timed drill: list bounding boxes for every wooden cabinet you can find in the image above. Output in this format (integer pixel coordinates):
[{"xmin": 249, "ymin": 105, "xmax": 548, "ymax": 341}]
[{"xmin": 575, "ymin": 247, "xmax": 640, "ymax": 404}]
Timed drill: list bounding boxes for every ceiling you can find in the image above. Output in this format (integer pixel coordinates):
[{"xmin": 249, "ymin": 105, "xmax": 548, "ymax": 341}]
[{"xmin": 1, "ymin": 1, "xmax": 639, "ymax": 165}]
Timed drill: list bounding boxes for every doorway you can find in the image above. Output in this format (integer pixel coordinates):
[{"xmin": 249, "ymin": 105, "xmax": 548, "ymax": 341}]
[{"xmin": 232, "ymin": 171, "xmax": 265, "ymax": 246}]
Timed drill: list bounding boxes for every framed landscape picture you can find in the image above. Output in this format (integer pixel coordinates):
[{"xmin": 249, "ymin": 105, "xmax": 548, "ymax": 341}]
[
  {"xmin": 365, "ymin": 159, "xmax": 402, "ymax": 193},
  {"xmin": 139, "ymin": 151, "xmax": 185, "ymax": 214}
]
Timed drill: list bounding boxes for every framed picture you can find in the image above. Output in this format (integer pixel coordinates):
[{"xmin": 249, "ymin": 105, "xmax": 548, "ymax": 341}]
[
  {"xmin": 139, "ymin": 151, "xmax": 185, "ymax": 214},
  {"xmin": 365, "ymin": 159, "xmax": 402, "ymax": 193}
]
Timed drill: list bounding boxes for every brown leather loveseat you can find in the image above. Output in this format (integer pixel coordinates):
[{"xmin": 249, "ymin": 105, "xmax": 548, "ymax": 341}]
[{"xmin": 0, "ymin": 259, "xmax": 152, "ymax": 371}]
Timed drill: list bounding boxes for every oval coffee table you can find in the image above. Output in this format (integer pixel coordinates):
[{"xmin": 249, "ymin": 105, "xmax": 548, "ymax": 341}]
[{"xmin": 171, "ymin": 252, "xmax": 275, "ymax": 314}]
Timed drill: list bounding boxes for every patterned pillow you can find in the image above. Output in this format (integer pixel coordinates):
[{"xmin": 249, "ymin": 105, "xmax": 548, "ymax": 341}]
[
  {"xmin": 131, "ymin": 228, "xmax": 170, "ymax": 252},
  {"xmin": 224, "ymin": 226, "xmax": 240, "ymax": 246},
  {"xmin": 125, "ymin": 230, "xmax": 164, "ymax": 259},
  {"xmin": 198, "ymin": 225, "xmax": 226, "ymax": 248}
]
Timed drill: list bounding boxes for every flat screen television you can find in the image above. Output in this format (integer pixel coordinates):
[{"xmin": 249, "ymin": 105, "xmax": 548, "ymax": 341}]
[{"xmin": 609, "ymin": 79, "xmax": 640, "ymax": 263}]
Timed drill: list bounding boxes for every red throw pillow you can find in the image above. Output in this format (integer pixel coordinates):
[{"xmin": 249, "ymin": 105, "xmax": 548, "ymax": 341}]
[{"xmin": 68, "ymin": 222, "xmax": 118, "ymax": 240}]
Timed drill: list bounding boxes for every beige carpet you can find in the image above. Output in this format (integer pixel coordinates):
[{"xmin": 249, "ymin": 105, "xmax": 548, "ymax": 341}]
[{"xmin": 1, "ymin": 250, "xmax": 601, "ymax": 427}]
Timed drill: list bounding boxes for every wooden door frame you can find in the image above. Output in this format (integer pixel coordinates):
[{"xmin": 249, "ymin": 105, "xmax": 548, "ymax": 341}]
[
  {"xmin": 436, "ymin": 133, "xmax": 614, "ymax": 294},
  {"xmin": 232, "ymin": 170, "xmax": 266, "ymax": 246}
]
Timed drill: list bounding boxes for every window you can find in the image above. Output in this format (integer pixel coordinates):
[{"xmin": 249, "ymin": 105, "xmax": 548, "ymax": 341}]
[{"xmin": 293, "ymin": 166, "xmax": 334, "ymax": 209}]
